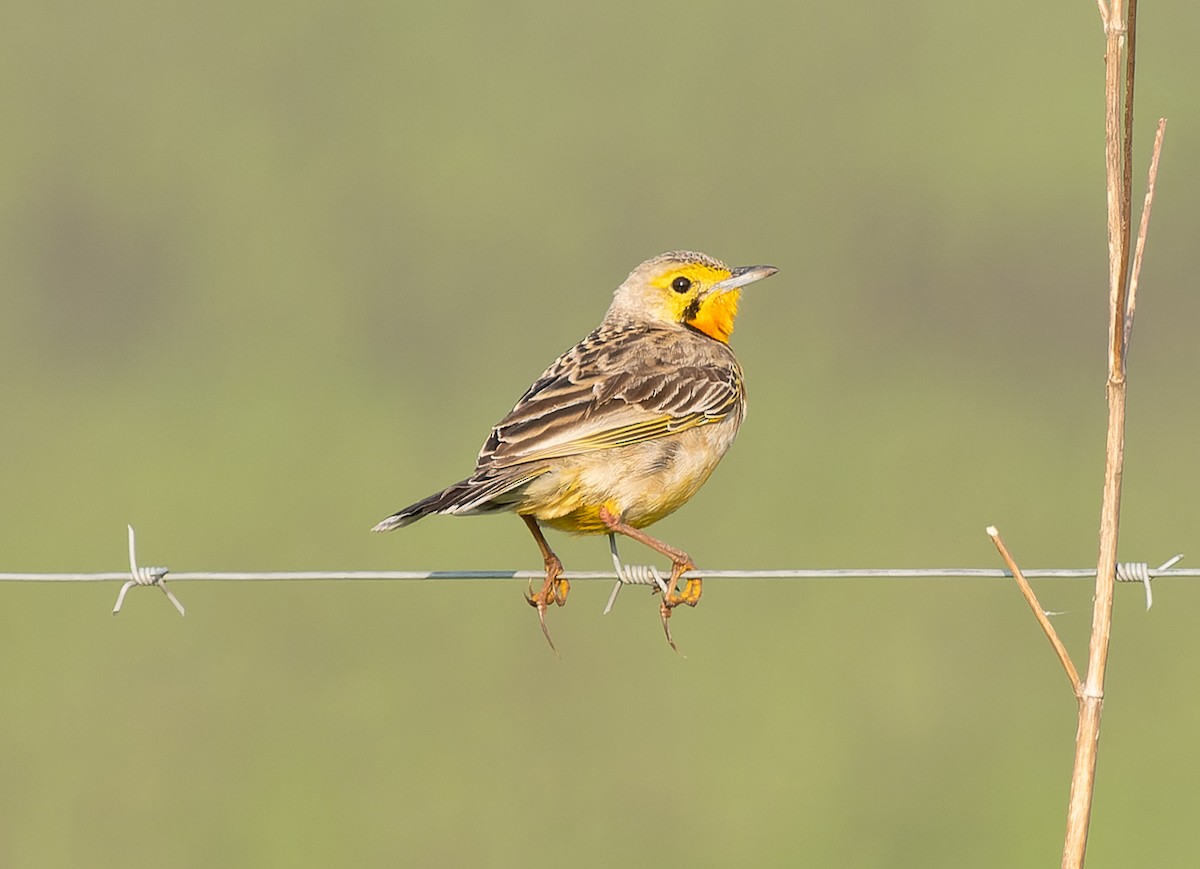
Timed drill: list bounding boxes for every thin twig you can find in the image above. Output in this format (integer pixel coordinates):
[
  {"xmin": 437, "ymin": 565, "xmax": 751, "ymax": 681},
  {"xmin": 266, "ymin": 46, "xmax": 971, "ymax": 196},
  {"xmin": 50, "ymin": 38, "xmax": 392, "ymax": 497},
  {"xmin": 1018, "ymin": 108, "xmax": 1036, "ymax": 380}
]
[
  {"xmin": 987, "ymin": 527, "xmax": 1082, "ymax": 697},
  {"xmin": 1124, "ymin": 118, "xmax": 1167, "ymax": 352}
]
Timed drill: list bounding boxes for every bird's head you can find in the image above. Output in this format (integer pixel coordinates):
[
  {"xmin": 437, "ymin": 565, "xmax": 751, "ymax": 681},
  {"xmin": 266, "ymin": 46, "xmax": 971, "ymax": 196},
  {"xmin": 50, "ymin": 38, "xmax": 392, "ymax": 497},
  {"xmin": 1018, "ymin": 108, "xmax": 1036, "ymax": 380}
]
[{"xmin": 605, "ymin": 250, "xmax": 777, "ymax": 343}]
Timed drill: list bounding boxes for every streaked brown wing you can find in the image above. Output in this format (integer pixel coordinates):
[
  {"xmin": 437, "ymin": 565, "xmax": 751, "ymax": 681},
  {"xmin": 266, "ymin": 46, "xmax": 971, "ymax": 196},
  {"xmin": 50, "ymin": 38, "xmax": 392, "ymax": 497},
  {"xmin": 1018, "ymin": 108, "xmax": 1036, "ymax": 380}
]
[{"xmin": 477, "ymin": 326, "xmax": 742, "ymax": 470}]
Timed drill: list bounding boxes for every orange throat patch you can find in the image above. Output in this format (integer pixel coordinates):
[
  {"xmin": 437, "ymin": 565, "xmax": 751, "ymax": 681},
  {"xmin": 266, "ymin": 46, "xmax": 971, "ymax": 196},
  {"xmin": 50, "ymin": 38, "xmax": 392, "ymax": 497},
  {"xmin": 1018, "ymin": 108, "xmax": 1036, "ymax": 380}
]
[{"xmin": 687, "ymin": 289, "xmax": 741, "ymax": 343}]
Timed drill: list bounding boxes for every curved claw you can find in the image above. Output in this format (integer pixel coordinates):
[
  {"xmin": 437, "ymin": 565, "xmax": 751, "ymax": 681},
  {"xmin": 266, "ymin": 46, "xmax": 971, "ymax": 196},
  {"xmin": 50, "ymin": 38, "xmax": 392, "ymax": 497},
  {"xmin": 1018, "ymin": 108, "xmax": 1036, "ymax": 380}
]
[
  {"xmin": 522, "ymin": 587, "xmax": 560, "ymax": 655},
  {"xmin": 536, "ymin": 601, "xmax": 559, "ymax": 656},
  {"xmin": 658, "ymin": 600, "xmax": 684, "ymax": 656},
  {"xmin": 524, "ymin": 574, "xmax": 567, "ymax": 655}
]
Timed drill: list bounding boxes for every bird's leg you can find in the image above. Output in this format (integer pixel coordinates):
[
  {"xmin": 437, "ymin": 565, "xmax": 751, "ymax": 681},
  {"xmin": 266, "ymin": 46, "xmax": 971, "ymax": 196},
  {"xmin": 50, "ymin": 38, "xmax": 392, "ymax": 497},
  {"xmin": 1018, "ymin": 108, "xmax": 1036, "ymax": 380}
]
[
  {"xmin": 597, "ymin": 507, "xmax": 701, "ymax": 605},
  {"xmin": 521, "ymin": 515, "xmax": 568, "ymax": 652},
  {"xmin": 598, "ymin": 506, "xmax": 701, "ymax": 652}
]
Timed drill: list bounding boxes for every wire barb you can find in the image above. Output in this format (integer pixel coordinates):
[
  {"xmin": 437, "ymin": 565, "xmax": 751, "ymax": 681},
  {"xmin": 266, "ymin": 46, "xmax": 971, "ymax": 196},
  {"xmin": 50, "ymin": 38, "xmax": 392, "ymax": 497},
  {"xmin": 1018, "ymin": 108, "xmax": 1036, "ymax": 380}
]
[
  {"xmin": 603, "ymin": 534, "xmax": 669, "ymax": 615},
  {"xmin": 1114, "ymin": 554, "xmax": 1184, "ymax": 610},
  {"xmin": 112, "ymin": 525, "xmax": 185, "ymax": 617}
]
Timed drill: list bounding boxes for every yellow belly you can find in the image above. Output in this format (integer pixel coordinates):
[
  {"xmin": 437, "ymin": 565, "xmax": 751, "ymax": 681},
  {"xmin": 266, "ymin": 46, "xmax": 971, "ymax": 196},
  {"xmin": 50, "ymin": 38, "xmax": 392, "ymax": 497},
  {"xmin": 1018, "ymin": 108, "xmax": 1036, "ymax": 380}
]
[{"xmin": 517, "ymin": 419, "xmax": 740, "ymax": 534}]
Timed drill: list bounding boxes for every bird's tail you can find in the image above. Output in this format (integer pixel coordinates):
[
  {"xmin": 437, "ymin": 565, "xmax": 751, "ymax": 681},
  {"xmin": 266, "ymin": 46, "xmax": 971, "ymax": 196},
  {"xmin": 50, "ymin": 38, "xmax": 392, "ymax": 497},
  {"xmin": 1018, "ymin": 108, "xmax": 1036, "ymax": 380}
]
[
  {"xmin": 371, "ymin": 480, "xmax": 476, "ymax": 533},
  {"xmin": 372, "ymin": 467, "xmax": 547, "ymax": 533}
]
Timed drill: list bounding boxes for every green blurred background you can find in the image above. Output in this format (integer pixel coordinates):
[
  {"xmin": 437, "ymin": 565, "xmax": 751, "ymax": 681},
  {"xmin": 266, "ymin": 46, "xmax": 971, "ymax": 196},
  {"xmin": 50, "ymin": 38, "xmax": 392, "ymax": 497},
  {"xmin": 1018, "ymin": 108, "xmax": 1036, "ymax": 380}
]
[{"xmin": 2, "ymin": 2, "xmax": 1198, "ymax": 866}]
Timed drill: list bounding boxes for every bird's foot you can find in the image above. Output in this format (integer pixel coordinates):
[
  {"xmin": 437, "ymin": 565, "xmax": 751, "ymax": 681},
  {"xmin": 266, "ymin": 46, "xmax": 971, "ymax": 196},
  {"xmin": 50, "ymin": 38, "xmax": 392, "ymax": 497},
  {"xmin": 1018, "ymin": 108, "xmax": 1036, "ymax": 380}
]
[
  {"xmin": 657, "ymin": 562, "xmax": 701, "ymax": 654},
  {"xmin": 594, "ymin": 507, "xmax": 701, "ymax": 653},
  {"xmin": 524, "ymin": 559, "xmax": 568, "ymax": 654},
  {"xmin": 666, "ymin": 575, "xmax": 703, "ymax": 608}
]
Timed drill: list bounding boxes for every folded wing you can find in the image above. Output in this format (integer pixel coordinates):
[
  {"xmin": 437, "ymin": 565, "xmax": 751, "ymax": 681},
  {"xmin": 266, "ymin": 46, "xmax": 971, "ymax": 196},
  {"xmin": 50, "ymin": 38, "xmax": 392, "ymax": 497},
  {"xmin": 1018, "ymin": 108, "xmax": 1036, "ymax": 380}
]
[{"xmin": 478, "ymin": 326, "xmax": 743, "ymax": 470}]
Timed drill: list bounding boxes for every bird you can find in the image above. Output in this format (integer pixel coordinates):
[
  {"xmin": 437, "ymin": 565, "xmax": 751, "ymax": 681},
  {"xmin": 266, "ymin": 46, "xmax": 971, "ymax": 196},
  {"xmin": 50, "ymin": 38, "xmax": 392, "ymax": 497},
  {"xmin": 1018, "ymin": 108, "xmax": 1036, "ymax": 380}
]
[{"xmin": 373, "ymin": 250, "xmax": 777, "ymax": 651}]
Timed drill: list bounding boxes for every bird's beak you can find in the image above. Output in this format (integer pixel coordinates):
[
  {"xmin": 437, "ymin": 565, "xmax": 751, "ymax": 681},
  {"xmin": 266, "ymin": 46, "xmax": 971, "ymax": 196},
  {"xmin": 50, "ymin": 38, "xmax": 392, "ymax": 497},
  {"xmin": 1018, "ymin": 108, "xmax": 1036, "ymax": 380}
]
[{"xmin": 710, "ymin": 264, "xmax": 778, "ymax": 294}]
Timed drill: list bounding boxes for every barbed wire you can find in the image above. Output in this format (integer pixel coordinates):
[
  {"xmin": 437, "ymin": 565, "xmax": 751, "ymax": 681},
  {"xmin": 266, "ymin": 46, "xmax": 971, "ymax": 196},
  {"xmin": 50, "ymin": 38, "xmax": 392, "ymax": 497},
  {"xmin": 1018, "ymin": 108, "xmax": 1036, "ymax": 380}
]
[{"xmin": 0, "ymin": 526, "xmax": 1189, "ymax": 617}]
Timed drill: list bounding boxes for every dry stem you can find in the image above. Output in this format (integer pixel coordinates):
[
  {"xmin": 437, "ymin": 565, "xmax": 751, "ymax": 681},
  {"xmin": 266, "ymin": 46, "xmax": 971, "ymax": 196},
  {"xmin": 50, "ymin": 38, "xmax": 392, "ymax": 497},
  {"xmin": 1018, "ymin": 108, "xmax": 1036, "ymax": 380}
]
[
  {"xmin": 1061, "ymin": 1, "xmax": 1168, "ymax": 867},
  {"xmin": 1061, "ymin": 1, "xmax": 1131, "ymax": 863},
  {"xmin": 1063, "ymin": 107, "xmax": 1166, "ymax": 869},
  {"xmin": 992, "ymin": 1, "xmax": 1167, "ymax": 865}
]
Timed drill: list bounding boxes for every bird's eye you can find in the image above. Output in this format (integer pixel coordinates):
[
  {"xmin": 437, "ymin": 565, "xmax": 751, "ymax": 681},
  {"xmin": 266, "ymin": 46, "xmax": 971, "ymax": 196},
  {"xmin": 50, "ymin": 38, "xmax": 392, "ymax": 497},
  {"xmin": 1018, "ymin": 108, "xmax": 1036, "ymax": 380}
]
[{"xmin": 671, "ymin": 276, "xmax": 692, "ymax": 293}]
